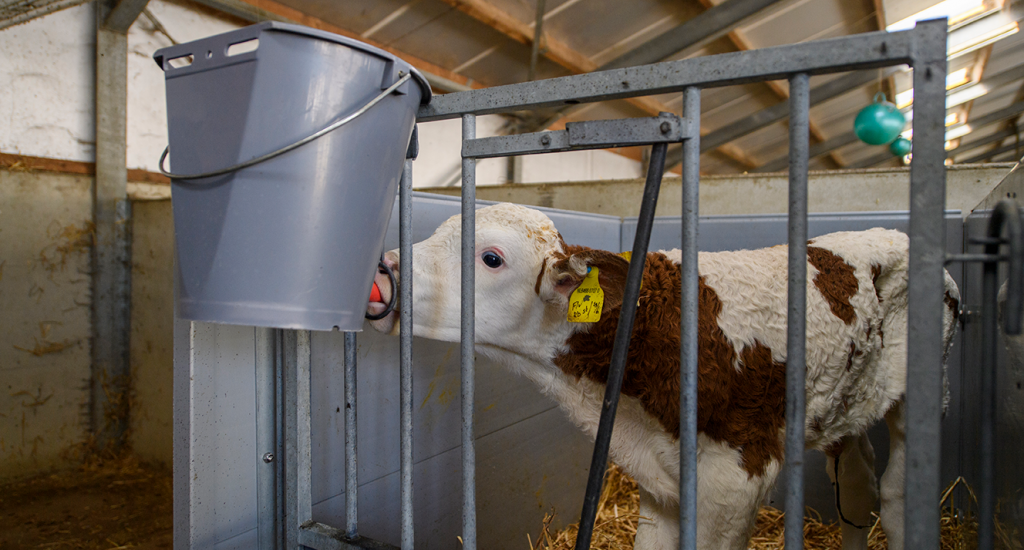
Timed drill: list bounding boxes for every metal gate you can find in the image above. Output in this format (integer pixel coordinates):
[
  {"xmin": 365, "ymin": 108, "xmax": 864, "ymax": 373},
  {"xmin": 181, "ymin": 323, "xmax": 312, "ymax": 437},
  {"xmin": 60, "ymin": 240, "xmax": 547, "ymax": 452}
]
[{"xmin": 180, "ymin": 17, "xmax": 1010, "ymax": 550}]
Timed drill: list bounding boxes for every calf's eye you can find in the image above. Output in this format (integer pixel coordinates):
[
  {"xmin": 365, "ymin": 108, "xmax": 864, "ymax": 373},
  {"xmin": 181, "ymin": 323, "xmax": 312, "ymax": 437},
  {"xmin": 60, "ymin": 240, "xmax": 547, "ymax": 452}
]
[{"xmin": 482, "ymin": 251, "xmax": 503, "ymax": 268}]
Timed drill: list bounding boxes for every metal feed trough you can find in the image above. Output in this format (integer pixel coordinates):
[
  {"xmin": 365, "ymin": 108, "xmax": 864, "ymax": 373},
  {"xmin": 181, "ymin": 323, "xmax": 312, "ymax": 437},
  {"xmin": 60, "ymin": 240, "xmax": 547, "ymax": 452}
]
[{"xmin": 172, "ymin": 18, "xmax": 1024, "ymax": 550}]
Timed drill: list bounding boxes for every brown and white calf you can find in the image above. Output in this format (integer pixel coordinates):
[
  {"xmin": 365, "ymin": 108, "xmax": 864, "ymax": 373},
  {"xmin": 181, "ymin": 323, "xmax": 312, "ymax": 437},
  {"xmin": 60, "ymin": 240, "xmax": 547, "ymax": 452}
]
[{"xmin": 367, "ymin": 203, "xmax": 960, "ymax": 550}]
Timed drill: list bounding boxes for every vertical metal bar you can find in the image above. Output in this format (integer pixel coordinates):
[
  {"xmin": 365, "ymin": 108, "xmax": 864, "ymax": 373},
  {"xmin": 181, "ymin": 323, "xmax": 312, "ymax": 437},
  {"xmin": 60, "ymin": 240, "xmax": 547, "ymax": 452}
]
[
  {"xmin": 461, "ymin": 114, "xmax": 478, "ymax": 550},
  {"xmin": 905, "ymin": 18, "xmax": 948, "ymax": 550},
  {"xmin": 273, "ymin": 329, "xmax": 285, "ymax": 547},
  {"xmin": 297, "ymin": 330, "xmax": 312, "ymax": 526},
  {"xmin": 980, "ymin": 238, "xmax": 997, "ymax": 550},
  {"xmin": 400, "ymin": 158, "xmax": 416, "ymax": 549},
  {"xmin": 256, "ymin": 327, "xmax": 277, "ymax": 549},
  {"xmin": 528, "ymin": 0, "xmax": 546, "ymax": 81},
  {"xmin": 784, "ymin": 71, "xmax": 810, "ymax": 550},
  {"xmin": 575, "ymin": 142, "xmax": 669, "ymax": 550},
  {"xmin": 978, "ymin": 200, "xmax": 1022, "ymax": 550},
  {"xmin": 679, "ymin": 87, "xmax": 701, "ymax": 550},
  {"xmin": 344, "ymin": 332, "xmax": 358, "ymax": 538},
  {"xmin": 282, "ymin": 329, "xmax": 313, "ymax": 548}
]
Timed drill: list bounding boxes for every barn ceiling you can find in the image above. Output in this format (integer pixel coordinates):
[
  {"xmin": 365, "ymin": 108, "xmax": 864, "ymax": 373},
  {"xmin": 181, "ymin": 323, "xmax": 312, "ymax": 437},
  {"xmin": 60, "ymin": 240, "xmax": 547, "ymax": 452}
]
[{"xmin": 18, "ymin": 0, "xmax": 1024, "ymax": 173}]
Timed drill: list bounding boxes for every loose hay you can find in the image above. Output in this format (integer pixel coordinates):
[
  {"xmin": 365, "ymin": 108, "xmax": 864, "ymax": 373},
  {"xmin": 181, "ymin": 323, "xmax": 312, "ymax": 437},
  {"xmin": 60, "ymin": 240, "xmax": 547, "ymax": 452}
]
[
  {"xmin": 0, "ymin": 454, "xmax": 172, "ymax": 549},
  {"xmin": 532, "ymin": 464, "xmax": 984, "ymax": 550}
]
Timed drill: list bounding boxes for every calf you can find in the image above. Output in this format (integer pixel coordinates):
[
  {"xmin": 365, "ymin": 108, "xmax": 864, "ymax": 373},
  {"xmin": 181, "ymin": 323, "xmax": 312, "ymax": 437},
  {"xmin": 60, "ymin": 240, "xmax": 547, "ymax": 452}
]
[{"xmin": 367, "ymin": 203, "xmax": 959, "ymax": 550}]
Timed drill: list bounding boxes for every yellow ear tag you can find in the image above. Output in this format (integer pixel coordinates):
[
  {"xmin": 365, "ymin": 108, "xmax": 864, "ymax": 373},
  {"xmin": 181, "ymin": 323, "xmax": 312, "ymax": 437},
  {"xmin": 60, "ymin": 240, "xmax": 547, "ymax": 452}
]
[{"xmin": 568, "ymin": 266, "xmax": 603, "ymax": 323}]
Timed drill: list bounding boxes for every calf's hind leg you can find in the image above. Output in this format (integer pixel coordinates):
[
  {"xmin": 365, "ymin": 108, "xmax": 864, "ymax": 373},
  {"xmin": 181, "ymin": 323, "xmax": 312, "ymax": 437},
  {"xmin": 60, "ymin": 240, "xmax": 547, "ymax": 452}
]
[
  {"xmin": 880, "ymin": 401, "xmax": 905, "ymax": 550},
  {"xmin": 826, "ymin": 432, "xmax": 878, "ymax": 550}
]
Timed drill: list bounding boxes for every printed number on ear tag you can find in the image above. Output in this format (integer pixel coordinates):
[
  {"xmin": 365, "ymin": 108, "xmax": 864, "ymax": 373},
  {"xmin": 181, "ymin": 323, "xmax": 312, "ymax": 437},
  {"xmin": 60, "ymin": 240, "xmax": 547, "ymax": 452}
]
[{"xmin": 568, "ymin": 267, "xmax": 603, "ymax": 323}]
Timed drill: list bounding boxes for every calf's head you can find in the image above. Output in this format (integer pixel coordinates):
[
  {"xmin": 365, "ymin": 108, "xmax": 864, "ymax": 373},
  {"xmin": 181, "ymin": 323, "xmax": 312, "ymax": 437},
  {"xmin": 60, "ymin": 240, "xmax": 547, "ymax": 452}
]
[{"xmin": 367, "ymin": 203, "xmax": 630, "ymax": 356}]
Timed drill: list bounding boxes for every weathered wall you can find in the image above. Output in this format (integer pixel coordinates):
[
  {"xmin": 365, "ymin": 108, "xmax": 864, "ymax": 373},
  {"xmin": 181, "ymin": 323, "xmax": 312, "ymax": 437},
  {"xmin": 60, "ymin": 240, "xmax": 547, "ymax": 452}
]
[
  {"xmin": 129, "ymin": 200, "xmax": 173, "ymax": 465},
  {"xmin": 421, "ymin": 164, "xmax": 1017, "ymax": 217},
  {"xmin": 0, "ymin": 170, "xmax": 176, "ymax": 478},
  {"xmin": 0, "ymin": 169, "xmax": 92, "ymax": 480},
  {"xmin": 1, "ymin": 0, "xmax": 640, "ymax": 186}
]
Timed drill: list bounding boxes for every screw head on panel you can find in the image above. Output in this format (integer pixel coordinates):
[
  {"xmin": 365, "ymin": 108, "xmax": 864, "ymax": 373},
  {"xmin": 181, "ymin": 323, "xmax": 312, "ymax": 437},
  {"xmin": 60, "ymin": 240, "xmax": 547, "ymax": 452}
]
[
  {"xmin": 660, "ymin": 121, "xmax": 671, "ymax": 134},
  {"xmin": 263, "ymin": 452, "xmax": 275, "ymax": 463},
  {"xmin": 540, "ymin": 135, "xmax": 551, "ymax": 146}
]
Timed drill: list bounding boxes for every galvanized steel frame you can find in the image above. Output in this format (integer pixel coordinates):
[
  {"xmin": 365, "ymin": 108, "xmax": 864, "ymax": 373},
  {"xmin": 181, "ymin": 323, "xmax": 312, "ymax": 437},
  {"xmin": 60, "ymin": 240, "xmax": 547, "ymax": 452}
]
[{"xmin": 270, "ymin": 20, "xmax": 952, "ymax": 550}]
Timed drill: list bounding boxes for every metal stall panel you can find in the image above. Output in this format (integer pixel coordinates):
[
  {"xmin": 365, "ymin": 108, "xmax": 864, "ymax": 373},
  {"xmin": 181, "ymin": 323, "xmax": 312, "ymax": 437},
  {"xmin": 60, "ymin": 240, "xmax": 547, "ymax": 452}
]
[
  {"xmin": 174, "ymin": 193, "xmax": 620, "ymax": 549},
  {"xmin": 173, "ymin": 320, "xmax": 260, "ymax": 550},
  {"xmin": 623, "ymin": 210, "xmax": 965, "ymax": 521},
  {"xmin": 963, "ymin": 163, "xmax": 1024, "ymax": 542}
]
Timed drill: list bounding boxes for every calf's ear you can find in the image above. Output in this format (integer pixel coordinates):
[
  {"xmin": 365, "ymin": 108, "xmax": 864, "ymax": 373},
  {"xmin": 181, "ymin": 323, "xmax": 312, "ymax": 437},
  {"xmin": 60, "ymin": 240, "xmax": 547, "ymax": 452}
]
[{"xmin": 541, "ymin": 246, "xmax": 630, "ymax": 310}]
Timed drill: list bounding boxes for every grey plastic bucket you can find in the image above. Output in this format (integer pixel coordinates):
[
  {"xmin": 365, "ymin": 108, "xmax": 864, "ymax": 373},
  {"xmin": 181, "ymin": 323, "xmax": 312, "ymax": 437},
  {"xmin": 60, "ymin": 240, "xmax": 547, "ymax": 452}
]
[{"xmin": 154, "ymin": 22, "xmax": 430, "ymax": 331}]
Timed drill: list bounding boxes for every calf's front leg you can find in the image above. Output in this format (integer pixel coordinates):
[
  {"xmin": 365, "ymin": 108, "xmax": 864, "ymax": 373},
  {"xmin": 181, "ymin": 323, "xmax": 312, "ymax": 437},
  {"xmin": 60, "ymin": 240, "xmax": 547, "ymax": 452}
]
[{"xmin": 635, "ymin": 487, "xmax": 679, "ymax": 550}]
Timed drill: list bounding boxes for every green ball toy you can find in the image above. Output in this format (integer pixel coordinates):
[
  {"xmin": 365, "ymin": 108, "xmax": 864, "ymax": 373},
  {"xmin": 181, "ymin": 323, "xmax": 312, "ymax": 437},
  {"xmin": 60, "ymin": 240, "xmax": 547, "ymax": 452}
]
[
  {"xmin": 854, "ymin": 93, "xmax": 906, "ymax": 146},
  {"xmin": 889, "ymin": 136, "xmax": 912, "ymax": 157}
]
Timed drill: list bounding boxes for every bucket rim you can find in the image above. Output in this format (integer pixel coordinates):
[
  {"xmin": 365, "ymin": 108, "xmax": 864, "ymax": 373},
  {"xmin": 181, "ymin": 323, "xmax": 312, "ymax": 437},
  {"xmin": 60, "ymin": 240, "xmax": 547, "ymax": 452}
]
[{"xmin": 153, "ymin": 21, "xmax": 432, "ymax": 106}]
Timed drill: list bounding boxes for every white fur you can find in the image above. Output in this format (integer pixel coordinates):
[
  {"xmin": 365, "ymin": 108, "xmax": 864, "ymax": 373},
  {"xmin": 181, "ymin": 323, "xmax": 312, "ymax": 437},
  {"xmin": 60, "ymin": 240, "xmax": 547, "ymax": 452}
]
[{"xmin": 369, "ymin": 204, "xmax": 959, "ymax": 550}]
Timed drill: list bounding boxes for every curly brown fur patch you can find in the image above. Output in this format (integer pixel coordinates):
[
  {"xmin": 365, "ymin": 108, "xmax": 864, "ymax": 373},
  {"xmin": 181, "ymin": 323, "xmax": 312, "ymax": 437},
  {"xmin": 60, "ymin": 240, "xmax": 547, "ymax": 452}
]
[{"xmin": 552, "ymin": 249, "xmax": 787, "ymax": 477}]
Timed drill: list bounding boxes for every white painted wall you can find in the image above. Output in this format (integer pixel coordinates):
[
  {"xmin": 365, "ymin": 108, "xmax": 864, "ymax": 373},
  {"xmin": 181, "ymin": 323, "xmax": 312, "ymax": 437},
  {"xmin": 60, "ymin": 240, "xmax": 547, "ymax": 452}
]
[
  {"xmin": 1, "ymin": 0, "xmax": 642, "ymax": 185},
  {"xmin": 0, "ymin": 4, "xmax": 96, "ymax": 162}
]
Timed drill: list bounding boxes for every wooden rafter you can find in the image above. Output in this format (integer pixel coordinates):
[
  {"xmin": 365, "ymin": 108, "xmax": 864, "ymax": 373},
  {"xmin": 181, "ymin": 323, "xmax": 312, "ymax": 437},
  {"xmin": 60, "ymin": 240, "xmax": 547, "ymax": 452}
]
[
  {"xmin": 435, "ymin": 0, "xmax": 758, "ymax": 169},
  {"xmin": 221, "ymin": 0, "xmax": 757, "ymax": 169},
  {"xmin": 230, "ymin": 0, "xmax": 479, "ymax": 91},
  {"xmin": 694, "ymin": 0, "xmax": 848, "ymax": 168}
]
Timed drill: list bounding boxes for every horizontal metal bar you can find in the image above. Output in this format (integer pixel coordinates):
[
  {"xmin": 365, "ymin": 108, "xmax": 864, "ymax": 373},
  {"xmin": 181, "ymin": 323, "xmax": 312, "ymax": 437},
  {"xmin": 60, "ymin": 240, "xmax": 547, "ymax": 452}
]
[
  {"xmin": 945, "ymin": 253, "xmax": 1010, "ymax": 263},
  {"xmin": 463, "ymin": 130, "xmax": 569, "ymax": 158},
  {"xmin": 968, "ymin": 236, "xmax": 1008, "ymax": 245},
  {"xmin": 462, "ymin": 114, "xmax": 689, "ymax": 158},
  {"xmin": 418, "ymin": 25, "xmax": 927, "ymax": 121},
  {"xmin": 299, "ymin": 522, "xmax": 400, "ymax": 550}
]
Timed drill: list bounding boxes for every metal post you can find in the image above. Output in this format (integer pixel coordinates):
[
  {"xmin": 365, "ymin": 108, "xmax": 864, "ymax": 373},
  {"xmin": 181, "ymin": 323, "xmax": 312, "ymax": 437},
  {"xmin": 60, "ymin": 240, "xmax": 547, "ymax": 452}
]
[
  {"xmin": 400, "ymin": 157, "xmax": 416, "ymax": 549},
  {"xmin": 283, "ymin": 329, "xmax": 313, "ymax": 548},
  {"xmin": 92, "ymin": 0, "xmax": 135, "ymax": 452},
  {"xmin": 784, "ymin": 72, "xmax": 810, "ymax": 550},
  {"xmin": 905, "ymin": 18, "xmax": 948, "ymax": 550},
  {"xmin": 344, "ymin": 332, "xmax": 358, "ymax": 538},
  {"xmin": 575, "ymin": 142, "xmax": 669, "ymax": 550},
  {"xmin": 256, "ymin": 327, "xmax": 279, "ymax": 549},
  {"xmin": 461, "ymin": 114, "xmax": 478, "ymax": 550},
  {"xmin": 679, "ymin": 87, "xmax": 701, "ymax": 550},
  {"xmin": 978, "ymin": 200, "xmax": 1023, "ymax": 550}
]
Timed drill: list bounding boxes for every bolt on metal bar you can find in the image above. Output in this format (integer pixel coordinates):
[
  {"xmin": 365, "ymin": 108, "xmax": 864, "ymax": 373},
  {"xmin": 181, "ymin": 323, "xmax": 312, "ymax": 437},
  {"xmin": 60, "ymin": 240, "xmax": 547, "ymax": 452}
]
[
  {"xmin": 784, "ymin": 72, "xmax": 810, "ymax": 550},
  {"xmin": 400, "ymin": 157, "xmax": 416, "ymax": 549},
  {"xmin": 679, "ymin": 86, "xmax": 701, "ymax": 550},
  {"xmin": 462, "ymin": 114, "xmax": 689, "ymax": 159},
  {"xmin": 575, "ymin": 142, "xmax": 669, "ymax": 550},
  {"xmin": 905, "ymin": 18, "xmax": 949, "ymax": 550},
  {"xmin": 344, "ymin": 331, "xmax": 358, "ymax": 538},
  {"xmin": 461, "ymin": 114, "xmax": 478, "ymax": 550}
]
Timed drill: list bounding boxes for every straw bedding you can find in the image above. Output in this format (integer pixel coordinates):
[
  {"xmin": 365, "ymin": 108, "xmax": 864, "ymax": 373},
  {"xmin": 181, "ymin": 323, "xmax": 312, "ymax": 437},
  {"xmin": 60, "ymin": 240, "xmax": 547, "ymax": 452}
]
[{"xmin": 529, "ymin": 464, "xmax": 989, "ymax": 550}]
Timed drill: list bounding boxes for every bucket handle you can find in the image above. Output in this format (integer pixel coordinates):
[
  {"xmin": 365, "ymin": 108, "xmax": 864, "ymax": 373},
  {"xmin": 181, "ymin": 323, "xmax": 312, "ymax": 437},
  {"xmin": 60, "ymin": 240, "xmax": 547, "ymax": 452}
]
[{"xmin": 159, "ymin": 72, "xmax": 413, "ymax": 180}]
